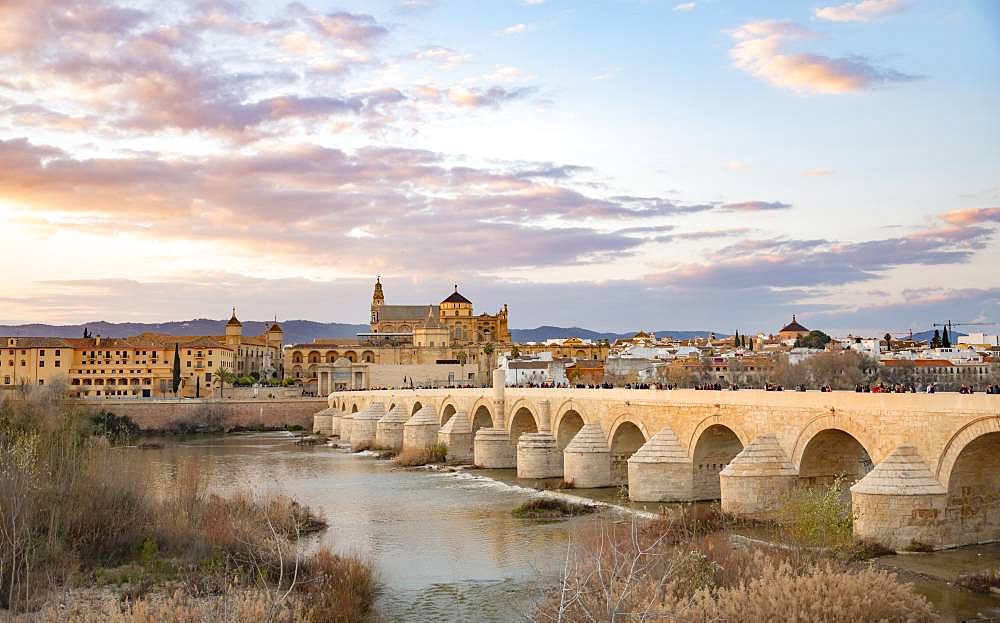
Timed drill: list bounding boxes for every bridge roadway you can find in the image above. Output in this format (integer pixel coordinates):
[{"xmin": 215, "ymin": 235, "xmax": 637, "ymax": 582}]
[{"xmin": 316, "ymin": 374, "xmax": 1000, "ymax": 550}]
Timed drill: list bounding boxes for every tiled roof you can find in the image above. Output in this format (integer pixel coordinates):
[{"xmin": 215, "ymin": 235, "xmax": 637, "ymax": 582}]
[
  {"xmin": 380, "ymin": 305, "xmax": 440, "ymax": 321},
  {"xmin": 441, "ymin": 289, "xmax": 472, "ymax": 305}
]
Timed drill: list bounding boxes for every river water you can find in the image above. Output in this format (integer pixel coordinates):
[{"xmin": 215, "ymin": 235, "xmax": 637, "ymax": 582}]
[{"xmin": 136, "ymin": 433, "xmax": 1000, "ymax": 623}]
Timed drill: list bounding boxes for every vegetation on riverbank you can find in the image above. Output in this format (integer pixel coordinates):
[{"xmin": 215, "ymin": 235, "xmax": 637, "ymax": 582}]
[
  {"xmin": 0, "ymin": 387, "xmax": 378, "ymax": 621},
  {"xmin": 534, "ymin": 508, "xmax": 937, "ymax": 622},
  {"xmin": 394, "ymin": 443, "xmax": 447, "ymax": 466},
  {"xmin": 512, "ymin": 498, "xmax": 595, "ymax": 519},
  {"xmin": 957, "ymin": 569, "xmax": 1000, "ymax": 593}
]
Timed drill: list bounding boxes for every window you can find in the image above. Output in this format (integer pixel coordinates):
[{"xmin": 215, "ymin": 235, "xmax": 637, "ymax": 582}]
[
  {"xmin": 3, "ymin": 376, "xmax": 9, "ymax": 385},
  {"xmin": 208, "ymin": 361, "xmax": 213, "ymax": 367},
  {"xmin": 39, "ymin": 361, "xmax": 44, "ymax": 367},
  {"xmin": 186, "ymin": 361, "xmax": 191, "ymax": 367},
  {"xmin": 20, "ymin": 361, "xmax": 25, "ymax": 367},
  {"xmin": 55, "ymin": 350, "xmax": 60, "ymax": 356},
  {"xmin": 39, "ymin": 350, "xmax": 45, "ymax": 356},
  {"xmin": 38, "ymin": 379, "xmax": 44, "ymax": 385}
]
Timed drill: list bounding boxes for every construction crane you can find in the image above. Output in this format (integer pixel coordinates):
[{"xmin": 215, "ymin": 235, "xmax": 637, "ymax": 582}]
[{"xmin": 931, "ymin": 321, "xmax": 999, "ymax": 328}]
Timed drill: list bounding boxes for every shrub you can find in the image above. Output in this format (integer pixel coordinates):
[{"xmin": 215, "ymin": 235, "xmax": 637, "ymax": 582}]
[
  {"xmin": 774, "ymin": 477, "xmax": 853, "ymax": 550},
  {"xmin": 394, "ymin": 443, "xmax": 447, "ymax": 467},
  {"xmin": 89, "ymin": 411, "xmax": 141, "ymax": 445},
  {"xmin": 511, "ymin": 498, "xmax": 595, "ymax": 519}
]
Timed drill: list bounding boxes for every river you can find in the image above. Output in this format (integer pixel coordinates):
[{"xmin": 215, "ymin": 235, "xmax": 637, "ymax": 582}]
[{"xmin": 136, "ymin": 433, "xmax": 1000, "ymax": 623}]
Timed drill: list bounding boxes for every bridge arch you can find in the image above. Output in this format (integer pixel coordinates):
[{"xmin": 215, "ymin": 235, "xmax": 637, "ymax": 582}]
[
  {"xmin": 689, "ymin": 417, "xmax": 747, "ymax": 500},
  {"xmin": 938, "ymin": 418, "xmax": 1000, "ymax": 544},
  {"xmin": 411, "ymin": 401, "xmax": 423, "ymax": 416},
  {"xmin": 609, "ymin": 417, "xmax": 648, "ymax": 486},
  {"xmin": 471, "ymin": 402, "xmax": 494, "ymax": 433},
  {"xmin": 936, "ymin": 416, "xmax": 1000, "ymax": 490},
  {"xmin": 555, "ymin": 408, "xmax": 586, "ymax": 451},
  {"xmin": 509, "ymin": 405, "xmax": 538, "ymax": 445},
  {"xmin": 797, "ymin": 428, "xmax": 874, "ymax": 492},
  {"xmin": 440, "ymin": 399, "xmax": 458, "ymax": 425},
  {"xmin": 505, "ymin": 398, "xmax": 537, "ymax": 429},
  {"xmin": 350, "ymin": 403, "xmax": 359, "ymax": 413},
  {"xmin": 791, "ymin": 414, "xmax": 879, "ymax": 471}
]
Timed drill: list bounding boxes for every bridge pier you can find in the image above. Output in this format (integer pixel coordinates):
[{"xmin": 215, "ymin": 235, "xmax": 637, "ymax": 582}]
[
  {"xmin": 627, "ymin": 426, "xmax": 694, "ymax": 502},
  {"xmin": 351, "ymin": 402, "xmax": 384, "ymax": 450},
  {"xmin": 439, "ymin": 410, "xmax": 473, "ymax": 462},
  {"xmin": 313, "ymin": 407, "xmax": 334, "ymax": 436},
  {"xmin": 340, "ymin": 411, "xmax": 354, "ymax": 444},
  {"xmin": 563, "ymin": 422, "xmax": 613, "ymax": 488},
  {"xmin": 517, "ymin": 433, "xmax": 563, "ymax": 479},
  {"xmin": 475, "ymin": 428, "xmax": 517, "ymax": 467},
  {"xmin": 403, "ymin": 405, "xmax": 440, "ymax": 451},
  {"xmin": 376, "ymin": 403, "xmax": 408, "ymax": 450},
  {"xmin": 851, "ymin": 445, "xmax": 948, "ymax": 550},
  {"xmin": 719, "ymin": 435, "xmax": 798, "ymax": 520}
]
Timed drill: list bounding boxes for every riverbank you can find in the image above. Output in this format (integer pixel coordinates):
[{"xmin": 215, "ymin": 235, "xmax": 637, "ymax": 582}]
[{"xmin": 0, "ymin": 392, "xmax": 378, "ymax": 622}]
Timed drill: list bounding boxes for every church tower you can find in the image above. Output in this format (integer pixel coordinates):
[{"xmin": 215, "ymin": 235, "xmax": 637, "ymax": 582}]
[
  {"xmin": 371, "ymin": 276, "xmax": 384, "ymax": 330},
  {"xmin": 225, "ymin": 308, "xmax": 242, "ymax": 347}
]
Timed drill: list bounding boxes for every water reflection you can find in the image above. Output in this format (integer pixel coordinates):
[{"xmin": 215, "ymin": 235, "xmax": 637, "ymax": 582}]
[{"xmin": 135, "ymin": 433, "xmax": 578, "ymax": 622}]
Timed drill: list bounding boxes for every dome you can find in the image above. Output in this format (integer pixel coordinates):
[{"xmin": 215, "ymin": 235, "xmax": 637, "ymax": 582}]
[{"xmin": 779, "ymin": 315, "xmax": 809, "ymax": 334}]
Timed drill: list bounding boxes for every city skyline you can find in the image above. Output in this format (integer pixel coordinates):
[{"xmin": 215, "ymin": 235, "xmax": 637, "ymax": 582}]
[{"xmin": 2, "ymin": 0, "xmax": 998, "ymax": 334}]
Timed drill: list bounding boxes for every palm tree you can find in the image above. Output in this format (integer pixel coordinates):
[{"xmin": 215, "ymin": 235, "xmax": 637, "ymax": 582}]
[{"xmin": 214, "ymin": 366, "xmax": 234, "ymax": 398}]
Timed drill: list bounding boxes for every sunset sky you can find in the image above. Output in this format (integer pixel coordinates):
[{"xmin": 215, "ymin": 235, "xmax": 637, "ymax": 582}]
[{"xmin": 1, "ymin": 0, "xmax": 998, "ymax": 334}]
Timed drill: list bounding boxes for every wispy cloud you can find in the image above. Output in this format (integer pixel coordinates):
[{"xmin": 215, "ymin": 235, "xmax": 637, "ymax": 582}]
[
  {"xmin": 729, "ymin": 19, "xmax": 917, "ymax": 94},
  {"xmin": 815, "ymin": 0, "xmax": 907, "ymax": 23},
  {"xmin": 498, "ymin": 23, "xmax": 532, "ymax": 35},
  {"xmin": 806, "ymin": 168, "xmax": 834, "ymax": 176},
  {"xmin": 673, "ymin": 2, "xmax": 697, "ymax": 12}
]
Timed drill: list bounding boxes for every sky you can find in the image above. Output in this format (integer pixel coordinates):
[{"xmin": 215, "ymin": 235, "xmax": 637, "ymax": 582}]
[{"xmin": 1, "ymin": 0, "xmax": 998, "ymax": 334}]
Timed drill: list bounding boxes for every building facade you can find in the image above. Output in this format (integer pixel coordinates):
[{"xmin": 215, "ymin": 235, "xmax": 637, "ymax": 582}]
[{"xmin": 1, "ymin": 311, "xmax": 284, "ymax": 399}]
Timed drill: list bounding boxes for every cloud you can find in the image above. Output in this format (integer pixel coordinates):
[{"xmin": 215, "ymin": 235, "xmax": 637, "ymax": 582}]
[
  {"xmin": 447, "ymin": 86, "xmax": 534, "ymax": 107},
  {"xmin": 309, "ymin": 12, "xmax": 388, "ymax": 49},
  {"xmin": 806, "ymin": 168, "xmax": 834, "ymax": 176},
  {"xmin": 673, "ymin": 2, "xmax": 697, "ymax": 11},
  {"xmin": 815, "ymin": 0, "xmax": 907, "ymax": 23},
  {"xmin": 499, "ymin": 23, "xmax": 531, "ymax": 35},
  {"xmin": 940, "ymin": 207, "xmax": 1000, "ymax": 226},
  {"xmin": 412, "ymin": 46, "xmax": 471, "ymax": 68},
  {"xmin": 729, "ymin": 19, "xmax": 918, "ymax": 94},
  {"xmin": 720, "ymin": 201, "xmax": 792, "ymax": 212}
]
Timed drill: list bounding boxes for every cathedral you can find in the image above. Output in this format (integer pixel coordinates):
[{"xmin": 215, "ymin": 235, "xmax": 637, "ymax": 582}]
[{"xmin": 370, "ymin": 277, "xmax": 511, "ymax": 346}]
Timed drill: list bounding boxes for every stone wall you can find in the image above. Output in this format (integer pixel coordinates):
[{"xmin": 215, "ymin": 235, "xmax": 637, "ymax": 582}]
[{"xmin": 77, "ymin": 397, "xmax": 326, "ymax": 431}]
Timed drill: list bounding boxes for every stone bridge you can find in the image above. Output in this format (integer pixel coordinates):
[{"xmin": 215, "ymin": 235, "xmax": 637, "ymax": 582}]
[{"xmin": 317, "ymin": 372, "xmax": 999, "ymax": 550}]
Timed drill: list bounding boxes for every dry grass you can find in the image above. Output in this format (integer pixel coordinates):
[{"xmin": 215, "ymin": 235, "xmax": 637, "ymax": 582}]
[
  {"xmin": 393, "ymin": 443, "xmax": 447, "ymax": 467},
  {"xmin": 956, "ymin": 569, "xmax": 1000, "ymax": 593},
  {"xmin": 0, "ymin": 387, "xmax": 376, "ymax": 621},
  {"xmin": 533, "ymin": 514, "xmax": 937, "ymax": 623}
]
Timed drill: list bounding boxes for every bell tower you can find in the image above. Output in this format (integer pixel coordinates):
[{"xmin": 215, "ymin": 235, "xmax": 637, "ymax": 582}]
[{"xmin": 371, "ymin": 276, "xmax": 384, "ymax": 330}]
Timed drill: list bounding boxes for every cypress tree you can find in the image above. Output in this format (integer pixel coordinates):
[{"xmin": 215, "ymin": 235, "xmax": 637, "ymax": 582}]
[
  {"xmin": 172, "ymin": 343, "xmax": 182, "ymax": 394},
  {"xmin": 734, "ymin": 330, "xmax": 740, "ymax": 348},
  {"xmin": 942, "ymin": 326, "xmax": 951, "ymax": 348},
  {"xmin": 196, "ymin": 376, "xmax": 201, "ymax": 399}
]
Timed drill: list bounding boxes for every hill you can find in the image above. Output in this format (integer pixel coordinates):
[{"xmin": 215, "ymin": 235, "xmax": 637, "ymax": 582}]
[{"xmin": 1, "ymin": 320, "xmax": 721, "ymax": 345}]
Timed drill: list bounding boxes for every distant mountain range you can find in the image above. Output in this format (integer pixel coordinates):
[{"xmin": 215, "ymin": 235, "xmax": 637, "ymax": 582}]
[
  {"xmin": 0, "ymin": 319, "xmax": 720, "ymax": 345},
  {"xmin": 909, "ymin": 329, "xmax": 966, "ymax": 343}
]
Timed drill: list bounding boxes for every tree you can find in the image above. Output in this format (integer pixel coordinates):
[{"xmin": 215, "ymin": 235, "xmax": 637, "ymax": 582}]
[
  {"xmin": 734, "ymin": 330, "xmax": 740, "ymax": 348},
  {"xmin": 942, "ymin": 325, "xmax": 951, "ymax": 348},
  {"xmin": 215, "ymin": 366, "xmax": 234, "ymax": 398},
  {"xmin": 884, "ymin": 333, "xmax": 892, "ymax": 352},
  {"xmin": 82, "ymin": 327, "xmax": 91, "ymax": 339},
  {"xmin": 930, "ymin": 329, "xmax": 942, "ymax": 349},
  {"xmin": 797, "ymin": 330, "xmax": 832, "ymax": 350},
  {"xmin": 195, "ymin": 376, "xmax": 201, "ymax": 399},
  {"xmin": 171, "ymin": 343, "xmax": 182, "ymax": 395},
  {"xmin": 509, "ymin": 344, "xmax": 521, "ymax": 359}
]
